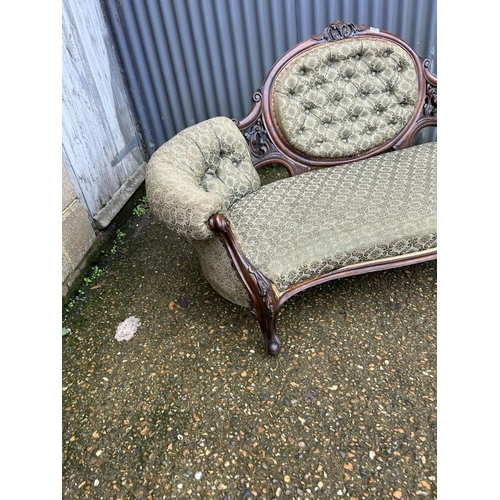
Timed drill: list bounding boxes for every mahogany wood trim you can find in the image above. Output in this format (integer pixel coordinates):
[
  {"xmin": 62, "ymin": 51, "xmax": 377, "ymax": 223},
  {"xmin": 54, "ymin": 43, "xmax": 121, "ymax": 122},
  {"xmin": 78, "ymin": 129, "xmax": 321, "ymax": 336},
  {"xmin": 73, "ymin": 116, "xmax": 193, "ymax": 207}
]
[
  {"xmin": 278, "ymin": 250, "xmax": 437, "ymax": 307},
  {"xmin": 209, "ymin": 213, "xmax": 282, "ymax": 356}
]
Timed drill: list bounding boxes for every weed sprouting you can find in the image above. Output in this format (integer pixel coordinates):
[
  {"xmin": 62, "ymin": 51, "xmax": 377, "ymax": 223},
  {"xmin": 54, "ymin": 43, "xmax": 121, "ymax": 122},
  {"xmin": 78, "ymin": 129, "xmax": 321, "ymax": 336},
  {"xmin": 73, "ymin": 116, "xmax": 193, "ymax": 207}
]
[
  {"xmin": 133, "ymin": 196, "xmax": 149, "ymax": 217},
  {"xmin": 63, "ymin": 265, "xmax": 104, "ymax": 314},
  {"xmin": 83, "ymin": 265, "xmax": 103, "ymax": 284},
  {"xmin": 109, "ymin": 229, "xmax": 126, "ymax": 255}
]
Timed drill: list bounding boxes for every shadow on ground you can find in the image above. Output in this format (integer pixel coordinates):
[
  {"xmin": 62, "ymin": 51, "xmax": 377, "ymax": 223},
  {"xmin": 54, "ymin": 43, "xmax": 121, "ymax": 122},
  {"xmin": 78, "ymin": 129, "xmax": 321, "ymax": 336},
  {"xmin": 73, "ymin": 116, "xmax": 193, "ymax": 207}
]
[{"xmin": 62, "ymin": 174, "xmax": 437, "ymax": 500}]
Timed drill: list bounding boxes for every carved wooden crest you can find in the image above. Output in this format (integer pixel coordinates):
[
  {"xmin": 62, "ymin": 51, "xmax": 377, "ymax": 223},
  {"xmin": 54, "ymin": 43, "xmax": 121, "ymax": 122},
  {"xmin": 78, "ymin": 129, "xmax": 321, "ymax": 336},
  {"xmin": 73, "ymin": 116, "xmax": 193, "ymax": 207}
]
[{"xmin": 313, "ymin": 20, "xmax": 366, "ymax": 42}]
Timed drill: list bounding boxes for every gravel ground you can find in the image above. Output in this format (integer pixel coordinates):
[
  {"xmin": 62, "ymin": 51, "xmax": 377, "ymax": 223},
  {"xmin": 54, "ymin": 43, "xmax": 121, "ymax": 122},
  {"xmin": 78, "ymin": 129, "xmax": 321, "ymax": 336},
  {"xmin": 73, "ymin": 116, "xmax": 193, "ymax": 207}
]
[{"xmin": 62, "ymin": 175, "xmax": 437, "ymax": 500}]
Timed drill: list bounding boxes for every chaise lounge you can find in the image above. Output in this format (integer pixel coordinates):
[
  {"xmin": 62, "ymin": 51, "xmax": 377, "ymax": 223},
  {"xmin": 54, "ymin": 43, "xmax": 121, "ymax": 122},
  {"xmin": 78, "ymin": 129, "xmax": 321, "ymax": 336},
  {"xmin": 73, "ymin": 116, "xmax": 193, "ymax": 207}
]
[{"xmin": 146, "ymin": 21, "xmax": 437, "ymax": 356}]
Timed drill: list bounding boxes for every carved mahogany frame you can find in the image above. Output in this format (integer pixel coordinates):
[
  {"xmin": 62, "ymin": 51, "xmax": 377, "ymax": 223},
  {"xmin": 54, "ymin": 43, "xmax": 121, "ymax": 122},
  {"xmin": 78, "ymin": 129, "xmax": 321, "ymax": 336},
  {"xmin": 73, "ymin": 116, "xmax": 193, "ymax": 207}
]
[{"xmin": 211, "ymin": 21, "xmax": 437, "ymax": 355}]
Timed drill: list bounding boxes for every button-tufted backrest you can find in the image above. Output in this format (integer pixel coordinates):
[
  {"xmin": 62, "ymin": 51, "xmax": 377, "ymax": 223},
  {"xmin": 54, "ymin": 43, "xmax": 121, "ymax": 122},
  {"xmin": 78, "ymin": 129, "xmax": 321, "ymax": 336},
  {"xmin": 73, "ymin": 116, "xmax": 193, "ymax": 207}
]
[
  {"xmin": 146, "ymin": 116, "xmax": 261, "ymax": 240},
  {"xmin": 272, "ymin": 38, "xmax": 418, "ymax": 159}
]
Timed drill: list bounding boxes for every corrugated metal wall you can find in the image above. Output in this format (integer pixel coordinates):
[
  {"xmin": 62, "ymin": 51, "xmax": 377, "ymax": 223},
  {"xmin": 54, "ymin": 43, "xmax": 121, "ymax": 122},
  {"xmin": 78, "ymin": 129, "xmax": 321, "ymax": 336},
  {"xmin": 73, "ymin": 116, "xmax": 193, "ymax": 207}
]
[{"xmin": 103, "ymin": 0, "xmax": 437, "ymax": 155}]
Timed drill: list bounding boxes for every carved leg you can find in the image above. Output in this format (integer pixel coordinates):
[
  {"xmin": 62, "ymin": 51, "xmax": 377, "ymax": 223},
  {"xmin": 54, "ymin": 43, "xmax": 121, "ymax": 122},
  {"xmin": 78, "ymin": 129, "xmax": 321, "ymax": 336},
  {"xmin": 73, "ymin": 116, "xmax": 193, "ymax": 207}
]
[
  {"xmin": 209, "ymin": 213, "xmax": 283, "ymax": 356},
  {"xmin": 253, "ymin": 307, "xmax": 281, "ymax": 356},
  {"xmin": 244, "ymin": 265, "xmax": 281, "ymax": 355}
]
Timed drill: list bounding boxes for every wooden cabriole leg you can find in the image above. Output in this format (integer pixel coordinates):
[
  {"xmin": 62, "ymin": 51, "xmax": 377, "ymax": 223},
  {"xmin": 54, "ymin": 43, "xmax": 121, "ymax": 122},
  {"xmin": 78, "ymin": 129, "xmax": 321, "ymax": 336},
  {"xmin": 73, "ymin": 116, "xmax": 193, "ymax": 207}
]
[
  {"xmin": 246, "ymin": 267, "xmax": 282, "ymax": 356},
  {"xmin": 209, "ymin": 214, "xmax": 282, "ymax": 356}
]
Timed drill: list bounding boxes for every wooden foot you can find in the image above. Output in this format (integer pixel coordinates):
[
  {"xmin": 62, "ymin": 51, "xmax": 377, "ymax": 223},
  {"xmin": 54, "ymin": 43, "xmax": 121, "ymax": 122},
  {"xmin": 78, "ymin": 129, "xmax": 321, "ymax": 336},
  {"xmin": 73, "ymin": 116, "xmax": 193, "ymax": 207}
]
[
  {"xmin": 254, "ymin": 305, "xmax": 282, "ymax": 356},
  {"xmin": 265, "ymin": 337, "xmax": 282, "ymax": 356}
]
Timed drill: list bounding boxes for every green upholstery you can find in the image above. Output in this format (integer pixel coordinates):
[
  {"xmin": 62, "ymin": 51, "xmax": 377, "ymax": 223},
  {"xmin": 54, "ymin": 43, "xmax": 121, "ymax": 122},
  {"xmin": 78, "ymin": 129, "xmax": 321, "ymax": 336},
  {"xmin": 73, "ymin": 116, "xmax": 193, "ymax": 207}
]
[
  {"xmin": 193, "ymin": 237, "xmax": 252, "ymax": 308},
  {"xmin": 273, "ymin": 38, "xmax": 418, "ymax": 158},
  {"xmin": 230, "ymin": 142, "xmax": 436, "ymax": 293}
]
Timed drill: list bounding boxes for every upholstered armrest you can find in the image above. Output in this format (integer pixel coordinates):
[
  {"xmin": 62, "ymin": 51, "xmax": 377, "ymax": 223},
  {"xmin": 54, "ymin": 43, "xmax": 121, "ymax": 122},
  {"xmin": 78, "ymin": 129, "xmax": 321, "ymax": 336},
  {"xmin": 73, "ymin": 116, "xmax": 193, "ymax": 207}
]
[
  {"xmin": 146, "ymin": 116, "xmax": 261, "ymax": 240},
  {"xmin": 147, "ymin": 163, "xmax": 226, "ymax": 240}
]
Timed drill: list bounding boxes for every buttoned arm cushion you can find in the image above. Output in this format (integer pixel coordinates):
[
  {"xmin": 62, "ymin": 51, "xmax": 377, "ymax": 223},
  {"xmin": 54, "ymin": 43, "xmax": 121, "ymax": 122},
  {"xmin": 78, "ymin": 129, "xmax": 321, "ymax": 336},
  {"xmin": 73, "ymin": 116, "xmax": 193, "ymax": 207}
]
[{"xmin": 146, "ymin": 116, "xmax": 261, "ymax": 240}]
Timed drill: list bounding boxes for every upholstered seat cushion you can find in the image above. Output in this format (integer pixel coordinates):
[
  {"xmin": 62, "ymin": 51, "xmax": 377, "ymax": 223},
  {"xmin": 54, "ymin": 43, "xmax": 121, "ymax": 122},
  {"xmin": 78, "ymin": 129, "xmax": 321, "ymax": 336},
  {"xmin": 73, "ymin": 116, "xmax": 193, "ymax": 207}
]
[{"xmin": 227, "ymin": 141, "xmax": 436, "ymax": 293}]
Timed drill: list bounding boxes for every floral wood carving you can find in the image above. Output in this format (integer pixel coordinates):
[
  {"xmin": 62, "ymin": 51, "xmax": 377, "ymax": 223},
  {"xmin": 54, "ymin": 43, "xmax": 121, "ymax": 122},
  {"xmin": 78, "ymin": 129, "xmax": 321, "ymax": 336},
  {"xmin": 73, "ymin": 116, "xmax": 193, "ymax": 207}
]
[
  {"xmin": 422, "ymin": 59, "xmax": 437, "ymax": 119},
  {"xmin": 313, "ymin": 20, "xmax": 366, "ymax": 42},
  {"xmin": 209, "ymin": 213, "xmax": 281, "ymax": 355},
  {"xmin": 248, "ymin": 268, "xmax": 275, "ymax": 316},
  {"xmin": 209, "ymin": 215, "xmax": 275, "ymax": 316},
  {"xmin": 244, "ymin": 118, "xmax": 272, "ymax": 158},
  {"xmin": 423, "ymin": 83, "xmax": 437, "ymax": 118}
]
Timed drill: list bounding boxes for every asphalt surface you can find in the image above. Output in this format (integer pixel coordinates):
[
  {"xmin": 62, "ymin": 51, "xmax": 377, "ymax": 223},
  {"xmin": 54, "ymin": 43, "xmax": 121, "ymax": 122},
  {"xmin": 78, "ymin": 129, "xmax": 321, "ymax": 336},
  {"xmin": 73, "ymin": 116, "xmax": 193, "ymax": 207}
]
[{"xmin": 62, "ymin": 173, "xmax": 437, "ymax": 500}]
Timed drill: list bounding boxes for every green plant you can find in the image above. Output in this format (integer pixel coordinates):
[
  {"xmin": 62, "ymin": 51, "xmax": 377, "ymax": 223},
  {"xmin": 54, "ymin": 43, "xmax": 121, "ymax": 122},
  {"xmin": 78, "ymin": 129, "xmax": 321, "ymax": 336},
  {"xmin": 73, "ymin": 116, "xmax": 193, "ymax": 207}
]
[
  {"xmin": 133, "ymin": 196, "xmax": 149, "ymax": 217},
  {"xmin": 83, "ymin": 265, "xmax": 103, "ymax": 284},
  {"xmin": 64, "ymin": 299, "xmax": 75, "ymax": 312},
  {"xmin": 110, "ymin": 229, "xmax": 126, "ymax": 254},
  {"xmin": 63, "ymin": 265, "xmax": 104, "ymax": 313}
]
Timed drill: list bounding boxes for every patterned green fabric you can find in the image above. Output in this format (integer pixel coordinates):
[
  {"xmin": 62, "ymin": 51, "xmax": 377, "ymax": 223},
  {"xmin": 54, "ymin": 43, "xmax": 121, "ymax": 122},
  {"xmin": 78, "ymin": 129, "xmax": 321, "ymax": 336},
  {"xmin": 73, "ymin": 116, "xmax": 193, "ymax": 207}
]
[
  {"xmin": 146, "ymin": 116, "xmax": 261, "ymax": 240},
  {"xmin": 193, "ymin": 237, "xmax": 252, "ymax": 308},
  {"xmin": 228, "ymin": 142, "xmax": 437, "ymax": 295},
  {"xmin": 273, "ymin": 38, "xmax": 418, "ymax": 158}
]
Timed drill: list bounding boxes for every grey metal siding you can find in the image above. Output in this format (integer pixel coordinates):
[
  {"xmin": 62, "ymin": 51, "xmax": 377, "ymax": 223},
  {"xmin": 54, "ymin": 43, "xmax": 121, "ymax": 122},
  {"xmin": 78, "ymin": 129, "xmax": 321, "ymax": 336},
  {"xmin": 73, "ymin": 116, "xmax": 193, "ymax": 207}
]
[{"xmin": 103, "ymin": 0, "xmax": 437, "ymax": 154}]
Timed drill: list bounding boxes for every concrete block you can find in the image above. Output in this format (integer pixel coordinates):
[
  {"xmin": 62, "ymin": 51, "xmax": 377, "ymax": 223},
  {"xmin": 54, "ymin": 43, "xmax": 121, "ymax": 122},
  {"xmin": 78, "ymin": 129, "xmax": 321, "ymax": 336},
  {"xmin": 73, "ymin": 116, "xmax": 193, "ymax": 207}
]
[
  {"xmin": 62, "ymin": 200, "xmax": 97, "ymax": 275},
  {"xmin": 62, "ymin": 251, "xmax": 73, "ymax": 283}
]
